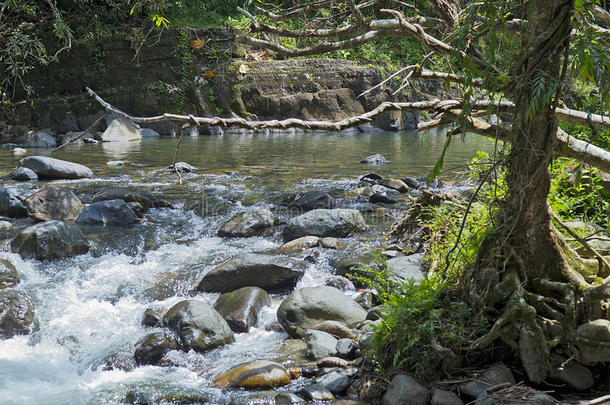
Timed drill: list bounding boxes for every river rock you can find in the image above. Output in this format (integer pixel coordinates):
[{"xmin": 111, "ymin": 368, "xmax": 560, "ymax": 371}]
[
  {"xmin": 101, "ymin": 118, "xmax": 141, "ymax": 142},
  {"xmin": 548, "ymin": 356, "xmax": 594, "ymax": 391},
  {"xmin": 0, "ymin": 290, "xmax": 35, "ymax": 339},
  {"xmin": 278, "ymin": 236, "xmax": 321, "ymax": 252},
  {"xmin": 140, "ymin": 128, "xmax": 160, "ymax": 137},
  {"xmin": 23, "ymin": 130, "xmax": 56, "ymax": 148},
  {"xmin": 214, "ymin": 286, "xmax": 271, "ymax": 333},
  {"xmin": 385, "ymin": 255, "xmax": 426, "ymax": 283},
  {"xmin": 381, "ymin": 374, "xmax": 428, "ymax": 405},
  {"xmin": 576, "ymin": 319, "xmax": 610, "ymax": 365},
  {"xmin": 91, "ymin": 188, "xmax": 153, "ymax": 210},
  {"xmin": 0, "ymin": 259, "xmax": 20, "ymax": 289},
  {"xmin": 171, "ymin": 162, "xmax": 197, "ymax": 173},
  {"xmin": 0, "ymin": 187, "xmax": 27, "ymax": 218},
  {"xmin": 76, "ymin": 199, "xmax": 140, "ymax": 227},
  {"xmin": 360, "ymin": 154, "xmax": 388, "ymax": 165},
  {"xmin": 213, "ymin": 360, "xmax": 291, "ymax": 389},
  {"xmin": 141, "ymin": 307, "xmax": 163, "ymax": 327},
  {"xmin": 25, "ymin": 187, "xmax": 84, "ymax": 221},
  {"xmin": 18, "ymin": 156, "xmax": 93, "ymax": 179},
  {"xmin": 378, "ymin": 178, "xmax": 409, "ymax": 193},
  {"xmin": 346, "ymin": 186, "xmax": 375, "ymax": 198},
  {"xmin": 134, "ymin": 331, "xmax": 181, "ymax": 365},
  {"xmin": 286, "ymin": 191, "xmax": 337, "ymax": 212},
  {"xmin": 305, "ymin": 330, "xmax": 338, "ymax": 359},
  {"xmin": 430, "ymin": 388, "xmax": 463, "ymax": 405},
  {"xmin": 277, "ymin": 286, "xmax": 367, "ymax": 338},
  {"xmin": 197, "ymin": 254, "xmax": 306, "ymax": 293},
  {"xmin": 11, "ymin": 220, "xmax": 89, "ymax": 260},
  {"xmin": 402, "ymin": 177, "xmax": 421, "ymax": 189},
  {"xmin": 336, "ymin": 338, "xmax": 358, "ymax": 359},
  {"xmin": 354, "ymin": 290, "xmax": 373, "ymax": 310},
  {"xmin": 8, "ymin": 167, "xmax": 38, "ymax": 181},
  {"xmin": 283, "ymin": 209, "xmax": 367, "ymax": 242},
  {"xmin": 126, "ymin": 202, "xmax": 146, "ymax": 218},
  {"xmin": 325, "ymin": 276, "xmax": 355, "ymax": 291},
  {"xmin": 0, "ymin": 221, "xmax": 11, "ymax": 230},
  {"xmin": 315, "ymin": 371, "xmax": 350, "ymax": 394},
  {"xmin": 275, "ymin": 392, "xmax": 306, "ymax": 404},
  {"xmin": 459, "ymin": 364, "xmax": 515, "ymax": 399},
  {"xmin": 297, "ymin": 384, "xmax": 335, "ymax": 401},
  {"xmin": 218, "ymin": 208, "xmax": 275, "ymax": 237},
  {"xmin": 160, "ymin": 299, "xmax": 235, "ymax": 352},
  {"xmin": 369, "ymin": 194, "xmax": 397, "ymax": 204},
  {"xmin": 311, "ymin": 320, "xmax": 356, "ymax": 339}
]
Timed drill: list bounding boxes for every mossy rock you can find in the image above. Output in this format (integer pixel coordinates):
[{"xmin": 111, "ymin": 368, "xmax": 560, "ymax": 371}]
[{"xmin": 0, "ymin": 259, "xmax": 20, "ymax": 289}]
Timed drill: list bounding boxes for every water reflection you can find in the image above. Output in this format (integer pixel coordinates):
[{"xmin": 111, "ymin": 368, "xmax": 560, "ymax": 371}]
[{"xmin": 102, "ymin": 140, "xmax": 142, "ymax": 160}]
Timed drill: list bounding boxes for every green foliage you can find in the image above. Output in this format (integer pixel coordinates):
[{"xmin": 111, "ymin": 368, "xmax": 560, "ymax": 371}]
[{"xmin": 527, "ymin": 72, "xmax": 559, "ymax": 119}]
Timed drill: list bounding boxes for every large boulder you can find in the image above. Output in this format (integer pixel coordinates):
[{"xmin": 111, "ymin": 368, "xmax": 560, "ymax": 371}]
[
  {"xmin": 160, "ymin": 299, "xmax": 235, "ymax": 353},
  {"xmin": 25, "ymin": 187, "xmax": 84, "ymax": 221},
  {"xmin": 213, "ymin": 360, "xmax": 291, "ymax": 389},
  {"xmin": 101, "ymin": 118, "xmax": 141, "ymax": 142},
  {"xmin": 218, "ymin": 208, "xmax": 274, "ymax": 237},
  {"xmin": 283, "ymin": 209, "xmax": 367, "ymax": 242},
  {"xmin": 91, "ymin": 188, "xmax": 153, "ymax": 210},
  {"xmin": 385, "ymin": 255, "xmax": 426, "ymax": 283},
  {"xmin": 286, "ymin": 191, "xmax": 336, "ymax": 212},
  {"xmin": 197, "ymin": 254, "xmax": 307, "ymax": 293},
  {"xmin": 381, "ymin": 374, "xmax": 428, "ymax": 405},
  {"xmin": 0, "ymin": 290, "xmax": 35, "ymax": 339},
  {"xmin": 0, "ymin": 259, "xmax": 20, "ymax": 289},
  {"xmin": 277, "ymin": 286, "xmax": 367, "ymax": 338},
  {"xmin": 76, "ymin": 199, "xmax": 140, "ymax": 227},
  {"xmin": 22, "ymin": 130, "xmax": 57, "ymax": 148},
  {"xmin": 11, "ymin": 220, "xmax": 89, "ymax": 261},
  {"xmin": 134, "ymin": 331, "xmax": 181, "ymax": 365},
  {"xmin": 18, "ymin": 156, "xmax": 93, "ymax": 179},
  {"xmin": 0, "ymin": 187, "xmax": 28, "ymax": 218},
  {"xmin": 214, "ymin": 286, "xmax": 271, "ymax": 333}
]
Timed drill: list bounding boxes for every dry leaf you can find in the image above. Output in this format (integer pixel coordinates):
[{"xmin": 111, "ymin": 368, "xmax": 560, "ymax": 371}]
[
  {"xmin": 246, "ymin": 51, "xmax": 269, "ymax": 62},
  {"xmin": 238, "ymin": 64, "xmax": 250, "ymax": 74},
  {"xmin": 201, "ymin": 70, "xmax": 215, "ymax": 78},
  {"xmin": 190, "ymin": 39, "xmax": 205, "ymax": 49}
]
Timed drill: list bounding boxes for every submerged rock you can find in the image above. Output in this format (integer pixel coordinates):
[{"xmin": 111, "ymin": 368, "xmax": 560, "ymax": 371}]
[
  {"xmin": 11, "ymin": 220, "xmax": 89, "ymax": 261},
  {"xmin": 218, "ymin": 208, "xmax": 274, "ymax": 237},
  {"xmin": 0, "ymin": 187, "xmax": 28, "ymax": 218},
  {"xmin": 214, "ymin": 360, "xmax": 291, "ymax": 390},
  {"xmin": 197, "ymin": 254, "xmax": 306, "ymax": 293},
  {"xmin": 277, "ymin": 286, "xmax": 367, "ymax": 338},
  {"xmin": 76, "ymin": 199, "xmax": 140, "ymax": 227},
  {"xmin": 91, "ymin": 188, "xmax": 153, "ymax": 210},
  {"xmin": 0, "ymin": 259, "xmax": 20, "ymax": 289},
  {"xmin": 0, "ymin": 290, "xmax": 35, "ymax": 339},
  {"xmin": 214, "ymin": 286, "xmax": 271, "ymax": 333},
  {"xmin": 160, "ymin": 299, "xmax": 235, "ymax": 353},
  {"xmin": 25, "ymin": 187, "xmax": 84, "ymax": 221},
  {"xmin": 360, "ymin": 154, "xmax": 388, "ymax": 165},
  {"xmin": 283, "ymin": 209, "xmax": 367, "ymax": 242},
  {"xmin": 134, "ymin": 331, "xmax": 181, "ymax": 365},
  {"xmin": 18, "ymin": 156, "xmax": 93, "ymax": 179}
]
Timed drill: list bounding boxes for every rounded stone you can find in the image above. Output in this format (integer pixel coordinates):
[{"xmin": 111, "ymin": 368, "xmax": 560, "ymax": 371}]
[{"xmin": 213, "ymin": 360, "xmax": 291, "ymax": 389}]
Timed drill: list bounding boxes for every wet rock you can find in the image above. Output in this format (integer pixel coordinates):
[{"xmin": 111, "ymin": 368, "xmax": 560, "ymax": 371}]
[
  {"xmin": 317, "ymin": 357, "xmax": 350, "ymax": 368},
  {"xmin": 354, "ymin": 291, "xmax": 373, "ymax": 310},
  {"xmin": 0, "ymin": 221, "xmax": 12, "ymax": 230},
  {"xmin": 381, "ymin": 374, "xmax": 428, "ymax": 405},
  {"xmin": 360, "ymin": 154, "xmax": 388, "ymax": 165},
  {"xmin": 102, "ymin": 118, "xmax": 141, "ymax": 142},
  {"xmin": 0, "ymin": 187, "xmax": 28, "ymax": 218},
  {"xmin": 153, "ymin": 392, "xmax": 213, "ymax": 404},
  {"xmin": 278, "ymin": 236, "xmax": 321, "ymax": 253},
  {"xmin": 76, "ymin": 199, "xmax": 140, "ymax": 227},
  {"xmin": 283, "ymin": 209, "xmax": 367, "ymax": 242},
  {"xmin": 312, "ymin": 320, "xmax": 356, "ymax": 339},
  {"xmin": 126, "ymin": 202, "xmax": 146, "ymax": 218},
  {"xmin": 286, "ymin": 191, "xmax": 336, "ymax": 212},
  {"xmin": 346, "ymin": 186, "xmax": 375, "ymax": 198},
  {"xmin": 0, "ymin": 259, "xmax": 20, "ymax": 289},
  {"xmin": 336, "ymin": 338, "xmax": 358, "ymax": 359},
  {"xmin": 141, "ymin": 308, "xmax": 163, "ymax": 327},
  {"xmin": 218, "ymin": 208, "xmax": 274, "ymax": 237},
  {"xmin": 161, "ymin": 299, "xmax": 235, "ymax": 353},
  {"xmin": 277, "ymin": 286, "xmax": 367, "ymax": 338},
  {"xmin": 321, "ymin": 237, "xmax": 341, "ymax": 249},
  {"xmin": 325, "ymin": 276, "xmax": 355, "ymax": 291},
  {"xmin": 402, "ymin": 177, "xmax": 420, "ymax": 189},
  {"xmin": 459, "ymin": 364, "xmax": 515, "ymax": 400},
  {"xmin": 275, "ymin": 392, "xmax": 306, "ymax": 404},
  {"xmin": 549, "ymin": 356, "xmax": 595, "ymax": 391},
  {"xmin": 140, "ymin": 128, "xmax": 160, "ymax": 137},
  {"xmin": 306, "ymin": 330, "xmax": 338, "ymax": 359},
  {"xmin": 23, "ymin": 130, "xmax": 56, "ymax": 148},
  {"xmin": 171, "ymin": 162, "xmax": 197, "ymax": 173},
  {"xmin": 378, "ymin": 178, "xmax": 409, "ymax": 193},
  {"xmin": 197, "ymin": 253, "xmax": 306, "ymax": 293},
  {"xmin": 102, "ymin": 353, "xmax": 136, "ymax": 371},
  {"xmin": 297, "ymin": 384, "xmax": 335, "ymax": 401},
  {"xmin": 430, "ymin": 388, "xmax": 463, "ymax": 405},
  {"xmin": 213, "ymin": 360, "xmax": 291, "ymax": 389},
  {"xmin": 576, "ymin": 319, "xmax": 610, "ymax": 365},
  {"xmin": 214, "ymin": 286, "xmax": 271, "ymax": 333},
  {"xmin": 9, "ymin": 167, "xmax": 38, "ymax": 181},
  {"xmin": 11, "ymin": 220, "xmax": 89, "ymax": 260},
  {"xmin": 25, "ymin": 187, "xmax": 83, "ymax": 221},
  {"xmin": 316, "ymin": 370, "xmax": 350, "ymax": 394},
  {"xmin": 18, "ymin": 156, "xmax": 93, "ymax": 179},
  {"xmin": 369, "ymin": 194, "xmax": 397, "ymax": 204},
  {"xmin": 360, "ymin": 173, "xmax": 383, "ymax": 183},
  {"xmin": 134, "ymin": 331, "xmax": 181, "ymax": 365},
  {"xmin": 334, "ymin": 255, "xmax": 378, "ymax": 285},
  {"xmin": 385, "ymin": 255, "xmax": 426, "ymax": 283},
  {"xmin": 91, "ymin": 188, "xmax": 153, "ymax": 211},
  {"xmin": 0, "ymin": 290, "xmax": 34, "ymax": 339}
]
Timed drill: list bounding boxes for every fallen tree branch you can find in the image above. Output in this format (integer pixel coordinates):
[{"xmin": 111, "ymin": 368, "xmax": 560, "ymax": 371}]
[{"xmin": 51, "ymin": 112, "xmax": 108, "ymax": 154}]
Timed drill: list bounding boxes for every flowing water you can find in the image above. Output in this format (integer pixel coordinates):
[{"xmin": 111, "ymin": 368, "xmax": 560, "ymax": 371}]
[{"xmin": 0, "ymin": 129, "xmax": 495, "ymax": 404}]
